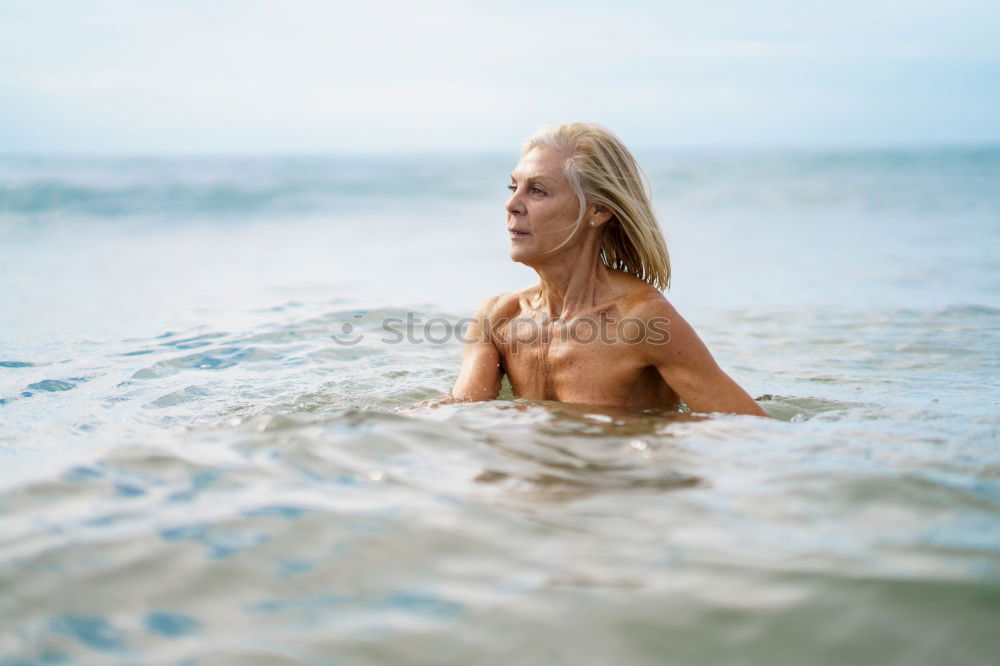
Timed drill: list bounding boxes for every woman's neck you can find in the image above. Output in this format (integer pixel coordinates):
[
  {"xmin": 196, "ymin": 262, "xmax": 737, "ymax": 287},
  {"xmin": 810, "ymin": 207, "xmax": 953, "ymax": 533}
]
[{"xmin": 527, "ymin": 236, "xmax": 612, "ymax": 318}]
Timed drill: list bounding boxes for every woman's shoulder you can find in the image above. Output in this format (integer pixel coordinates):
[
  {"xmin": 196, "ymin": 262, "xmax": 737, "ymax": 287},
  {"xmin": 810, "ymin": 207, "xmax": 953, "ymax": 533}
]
[
  {"xmin": 609, "ymin": 271, "xmax": 678, "ymax": 319},
  {"xmin": 473, "ymin": 285, "xmax": 534, "ymax": 319}
]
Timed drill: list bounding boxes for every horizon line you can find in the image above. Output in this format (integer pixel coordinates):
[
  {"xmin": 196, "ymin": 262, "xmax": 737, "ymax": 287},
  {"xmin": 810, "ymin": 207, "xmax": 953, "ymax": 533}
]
[{"xmin": 2, "ymin": 139, "xmax": 1000, "ymax": 160}]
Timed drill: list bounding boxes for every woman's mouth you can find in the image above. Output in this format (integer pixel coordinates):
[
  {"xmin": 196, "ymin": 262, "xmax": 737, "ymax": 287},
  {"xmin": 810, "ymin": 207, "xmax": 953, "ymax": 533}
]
[{"xmin": 509, "ymin": 230, "xmax": 530, "ymax": 239}]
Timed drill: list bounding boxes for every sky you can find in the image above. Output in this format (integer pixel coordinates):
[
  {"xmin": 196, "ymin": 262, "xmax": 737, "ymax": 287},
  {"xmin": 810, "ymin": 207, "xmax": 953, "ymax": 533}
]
[{"xmin": 1, "ymin": 0, "xmax": 998, "ymax": 153}]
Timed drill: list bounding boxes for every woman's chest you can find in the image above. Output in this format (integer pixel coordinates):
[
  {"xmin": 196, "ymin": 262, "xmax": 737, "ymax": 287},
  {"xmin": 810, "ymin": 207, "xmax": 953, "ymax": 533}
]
[{"xmin": 494, "ymin": 318, "xmax": 653, "ymax": 404}]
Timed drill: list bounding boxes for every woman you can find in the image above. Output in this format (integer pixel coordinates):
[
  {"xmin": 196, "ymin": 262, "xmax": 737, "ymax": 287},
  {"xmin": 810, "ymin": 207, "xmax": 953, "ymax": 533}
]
[{"xmin": 450, "ymin": 122, "xmax": 769, "ymax": 417}]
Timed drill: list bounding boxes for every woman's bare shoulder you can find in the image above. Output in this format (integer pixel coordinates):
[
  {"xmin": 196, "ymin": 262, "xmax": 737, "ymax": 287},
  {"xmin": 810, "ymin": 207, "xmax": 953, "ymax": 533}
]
[
  {"xmin": 610, "ymin": 272, "xmax": 680, "ymax": 319},
  {"xmin": 475, "ymin": 285, "xmax": 535, "ymax": 319}
]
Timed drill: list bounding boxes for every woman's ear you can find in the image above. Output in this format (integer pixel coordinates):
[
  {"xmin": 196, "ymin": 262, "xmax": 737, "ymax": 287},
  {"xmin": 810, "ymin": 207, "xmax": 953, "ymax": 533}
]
[{"xmin": 587, "ymin": 204, "xmax": 614, "ymax": 227}]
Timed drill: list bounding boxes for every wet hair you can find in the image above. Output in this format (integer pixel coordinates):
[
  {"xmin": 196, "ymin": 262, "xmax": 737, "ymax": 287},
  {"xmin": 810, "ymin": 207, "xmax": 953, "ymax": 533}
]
[{"xmin": 521, "ymin": 122, "xmax": 671, "ymax": 290}]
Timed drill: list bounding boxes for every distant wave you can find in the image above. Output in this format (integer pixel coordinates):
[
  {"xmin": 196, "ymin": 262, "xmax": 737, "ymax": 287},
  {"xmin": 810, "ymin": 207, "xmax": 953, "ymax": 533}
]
[
  {"xmin": 0, "ymin": 155, "xmax": 505, "ymax": 219},
  {"xmin": 1, "ymin": 148, "xmax": 998, "ymax": 219},
  {"xmin": 0, "ymin": 178, "xmax": 476, "ymax": 219}
]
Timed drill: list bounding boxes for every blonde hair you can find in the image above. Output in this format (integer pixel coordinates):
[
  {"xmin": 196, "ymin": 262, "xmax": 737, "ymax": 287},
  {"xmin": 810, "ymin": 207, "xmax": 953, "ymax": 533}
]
[{"xmin": 521, "ymin": 122, "xmax": 671, "ymax": 290}]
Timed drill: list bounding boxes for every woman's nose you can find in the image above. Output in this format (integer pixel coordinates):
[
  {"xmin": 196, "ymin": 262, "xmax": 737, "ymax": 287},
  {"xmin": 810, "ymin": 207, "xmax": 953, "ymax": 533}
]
[{"xmin": 505, "ymin": 192, "xmax": 524, "ymax": 216}]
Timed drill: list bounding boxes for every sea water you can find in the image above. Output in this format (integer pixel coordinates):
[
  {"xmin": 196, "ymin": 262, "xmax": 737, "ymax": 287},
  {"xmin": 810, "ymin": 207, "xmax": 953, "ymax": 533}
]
[{"xmin": 1, "ymin": 148, "xmax": 998, "ymax": 665}]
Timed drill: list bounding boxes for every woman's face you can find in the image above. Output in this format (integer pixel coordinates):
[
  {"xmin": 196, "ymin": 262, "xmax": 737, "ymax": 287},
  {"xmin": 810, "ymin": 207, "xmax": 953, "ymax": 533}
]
[{"xmin": 505, "ymin": 145, "xmax": 583, "ymax": 264}]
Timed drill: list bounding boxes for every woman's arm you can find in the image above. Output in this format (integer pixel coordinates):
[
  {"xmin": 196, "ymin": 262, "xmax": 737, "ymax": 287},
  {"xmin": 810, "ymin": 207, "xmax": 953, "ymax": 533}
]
[
  {"xmin": 449, "ymin": 296, "xmax": 503, "ymax": 402},
  {"xmin": 639, "ymin": 299, "xmax": 771, "ymax": 417}
]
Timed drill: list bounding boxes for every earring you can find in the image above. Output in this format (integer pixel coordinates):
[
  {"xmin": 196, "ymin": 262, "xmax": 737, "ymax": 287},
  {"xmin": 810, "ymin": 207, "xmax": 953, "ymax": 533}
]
[{"xmin": 589, "ymin": 219, "xmax": 596, "ymax": 228}]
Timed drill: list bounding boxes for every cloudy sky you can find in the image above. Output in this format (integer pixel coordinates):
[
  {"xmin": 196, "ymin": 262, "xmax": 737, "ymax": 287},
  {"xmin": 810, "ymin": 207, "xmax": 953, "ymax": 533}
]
[{"xmin": 1, "ymin": 0, "xmax": 997, "ymax": 153}]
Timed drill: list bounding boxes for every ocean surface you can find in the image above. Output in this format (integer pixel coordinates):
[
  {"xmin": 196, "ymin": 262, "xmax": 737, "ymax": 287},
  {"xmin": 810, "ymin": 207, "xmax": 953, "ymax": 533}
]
[{"xmin": 1, "ymin": 148, "xmax": 998, "ymax": 665}]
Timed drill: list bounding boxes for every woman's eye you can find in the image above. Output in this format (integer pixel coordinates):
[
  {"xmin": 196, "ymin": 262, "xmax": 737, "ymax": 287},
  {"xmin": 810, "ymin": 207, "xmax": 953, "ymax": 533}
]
[{"xmin": 507, "ymin": 184, "xmax": 545, "ymax": 195}]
